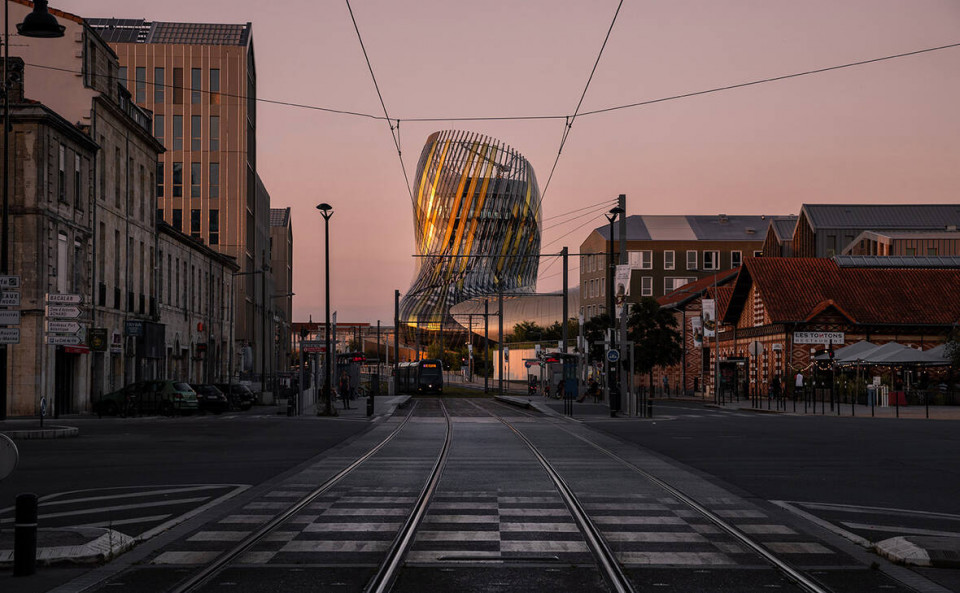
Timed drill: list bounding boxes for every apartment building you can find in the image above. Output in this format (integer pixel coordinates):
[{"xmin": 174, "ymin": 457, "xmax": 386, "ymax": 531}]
[
  {"xmin": 579, "ymin": 214, "xmax": 768, "ymax": 320},
  {"xmin": 87, "ymin": 17, "xmax": 276, "ymax": 387}
]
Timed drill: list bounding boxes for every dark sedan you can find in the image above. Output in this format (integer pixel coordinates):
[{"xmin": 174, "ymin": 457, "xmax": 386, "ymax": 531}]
[{"xmin": 192, "ymin": 384, "xmax": 230, "ymax": 414}]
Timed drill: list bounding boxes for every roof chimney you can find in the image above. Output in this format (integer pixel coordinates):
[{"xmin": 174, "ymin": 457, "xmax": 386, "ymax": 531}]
[{"xmin": 718, "ymin": 214, "xmax": 729, "ymax": 224}]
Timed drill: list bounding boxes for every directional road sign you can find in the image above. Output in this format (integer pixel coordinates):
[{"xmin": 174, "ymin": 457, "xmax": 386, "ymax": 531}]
[
  {"xmin": 0, "ymin": 275, "xmax": 20, "ymax": 289},
  {"xmin": 46, "ymin": 335, "xmax": 82, "ymax": 346},
  {"xmin": 0, "ymin": 292, "xmax": 20, "ymax": 307},
  {"xmin": 46, "ymin": 305, "xmax": 82, "ymax": 319},
  {"xmin": 46, "ymin": 293, "xmax": 83, "ymax": 304},
  {"xmin": 302, "ymin": 340, "xmax": 326, "ymax": 353},
  {"xmin": 47, "ymin": 321, "xmax": 82, "ymax": 334},
  {"xmin": 0, "ymin": 328, "xmax": 19, "ymax": 344},
  {"xmin": 0, "ymin": 310, "xmax": 21, "ymax": 325}
]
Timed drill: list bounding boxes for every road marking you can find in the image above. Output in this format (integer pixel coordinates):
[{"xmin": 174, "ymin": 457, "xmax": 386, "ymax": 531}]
[
  {"xmin": 772, "ymin": 500, "xmax": 872, "ymax": 547},
  {"xmin": 281, "ymin": 540, "xmax": 391, "ymax": 553},
  {"xmin": 302, "ymin": 522, "xmax": 402, "ymax": 532},
  {"xmin": 0, "ymin": 497, "xmax": 209, "ymax": 524},
  {"xmin": 798, "ymin": 502, "xmax": 960, "ymax": 522},
  {"xmin": 69, "ymin": 514, "xmax": 171, "ymax": 528},
  {"xmin": 766, "ymin": 542, "xmax": 833, "ymax": 554},
  {"xmin": 416, "ymin": 530, "xmax": 499, "ymax": 541},
  {"xmin": 617, "ymin": 551, "xmax": 734, "ymax": 565},
  {"xmin": 500, "ymin": 522, "xmax": 580, "ymax": 533},
  {"xmin": 152, "ymin": 551, "xmax": 220, "ymax": 565},
  {"xmin": 739, "ymin": 524, "xmax": 797, "ymax": 535},
  {"xmin": 841, "ymin": 522, "xmax": 960, "ymax": 538},
  {"xmin": 187, "ymin": 531, "xmax": 252, "ymax": 542}
]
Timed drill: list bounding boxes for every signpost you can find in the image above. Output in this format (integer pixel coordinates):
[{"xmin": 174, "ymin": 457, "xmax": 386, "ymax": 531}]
[
  {"xmin": 303, "ymin": 340, "xmax": 327, "ymax": 354},
  {"xmin": 46, "ymin": 321, "xmax": 82, "ymax": 334},
  {"xmin": 0, "ymin": 328, "xmax": 19, "ymax": 344},
  {"xmin": 46, "ymin": 335, "xmax": 82, "ymax": 346},
  {"xmin": 0, "ymin": 310, "xmax": 20, "ymax": 325},
  {"xmin": 0, "ymin": 292, "xmax": 19, "ymax": 307},
  {"xmin": 0, "ymin": 275, "xmax": 20, "ymax": 289},
  {"xmin": 45, "ymin": 305, "xmax": 81, "ymax": 319}
]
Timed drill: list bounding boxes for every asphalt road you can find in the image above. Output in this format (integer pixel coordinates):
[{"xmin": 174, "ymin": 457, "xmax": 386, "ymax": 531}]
[{"xmin": 1, "ymin": 399, "xmax": 957, "ymax": 593}]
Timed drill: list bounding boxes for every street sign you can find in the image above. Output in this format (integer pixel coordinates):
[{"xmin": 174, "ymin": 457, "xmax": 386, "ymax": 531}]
[
  {"xmin": 0, "ymin": 292, "xmax": 19, "ymax": 306},
  {"xmin": 606, "ymin": 349, "xmax": 620, "ymax": 363},
  {"xmin": 46, "ymin": 335, "xmax": 82, "ymax": 345},
  {"xmin": 0, "ymin": 328, "xmax": 19, "ymax": 344},
  {"xmin": 0, "ymin": 275, "xmax": 20, "ymax": 289},
  {"xmin": 749, "ymin": 340, "xmax": 763, "ymax": 357},
  {"xmin": 47, "ymin": 321, "xmax": 82, "ymax": 334},
  {"xmin": 0, "ymin": 310, "xmax": 20, "ymax": 325},
  {"xmin": 46, "ymin": 293, "xmax": 83, "ymax": 304},
  {"xmin": 46, "ymin": 305, "xmax": 82, "ymax": 319},
  {"xmin": 124, "ymin": 320, "xmax": 144, "ymax": 336},
  {"xmin": 303, "ymin": 340, "xmax": 326, "ymax": 353}
]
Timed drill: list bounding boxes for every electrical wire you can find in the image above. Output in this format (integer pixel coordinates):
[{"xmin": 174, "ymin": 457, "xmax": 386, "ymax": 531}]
[
  {"xmin": 542, "ymin": 202, "xmax": 619, "ymax": 233},
  {"xmin": 542, "ymin": 198, "xmax": 618, "ymax": 222},
  {"xmin": 344, "ymin": 0, "xmax": 414, "ymax": 201},
  {"xmin": 542, "ymin": 211, "xmax": 609, "ymax": 250},
  {"xmin": 539, "ymin": 0, "xmax": 624, "ymax": 202},
  {"xmin": 579, "ymin": 42, "xmax": 960, "ymax": 117}
]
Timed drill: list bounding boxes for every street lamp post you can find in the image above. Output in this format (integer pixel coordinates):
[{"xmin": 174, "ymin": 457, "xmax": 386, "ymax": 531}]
[
  {"xmin": 0, "ymin": 0, "xmax": 64, "ymax": 420},
  {"xmin": 316, "ymin": 203, "xmax": 334, "ymax": 416}
]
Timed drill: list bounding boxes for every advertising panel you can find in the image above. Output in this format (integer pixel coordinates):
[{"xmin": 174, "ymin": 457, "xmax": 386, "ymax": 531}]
[
  {"xmin": 690, "ymin": 317, "xmax": 703, "ymax": 348},
  {"xmin": 702, "ymin": 299, "xmax": 716, "ymax": 339}
]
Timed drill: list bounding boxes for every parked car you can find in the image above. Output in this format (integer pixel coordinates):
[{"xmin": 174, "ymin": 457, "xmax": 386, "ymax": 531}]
[
  {"xmin": 95, "ymin": 380, "xmax": 198, "ymax": 416},
  {"xmin": 192, "ymin": 384, "xmax": 229, "ymax": 414},
  {"xmin": 215, "ymin": 383, "xmax": 256, "ymax": 410}
]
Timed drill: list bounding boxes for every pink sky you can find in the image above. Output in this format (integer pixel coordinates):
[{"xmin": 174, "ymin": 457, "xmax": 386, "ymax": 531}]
[{"xmin": 53, "ymin": 0, "xmax": 960, "ymax": 324}]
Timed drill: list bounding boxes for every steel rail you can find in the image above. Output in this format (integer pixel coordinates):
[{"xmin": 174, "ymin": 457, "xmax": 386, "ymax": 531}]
[
  {"xmin": 471, "ymin": 400, "xmax": 635, "ymax": 593},
  {"xmin": 167, "ymin": 401, "xmax": 422, "ymax": 593},
  {"xmin": 363, "ymin": 398, "xmax": 453, "ymax": 593},
  {"xmin": 562, "ymin": 426, "xmax": 835, "ymax": 593}
]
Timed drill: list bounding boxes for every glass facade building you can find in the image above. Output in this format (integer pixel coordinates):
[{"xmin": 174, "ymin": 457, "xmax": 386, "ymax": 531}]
[{"xmin": 401, "ymin": 130, "xmax": 542, "ymax": 330}]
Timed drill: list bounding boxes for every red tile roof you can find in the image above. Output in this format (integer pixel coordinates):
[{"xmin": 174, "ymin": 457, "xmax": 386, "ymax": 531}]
[
  {"xmin": 727, "ymin": 258, "xmax": 960, "ymax": 325},
  {"xmin": 657, "ymin": 269, "xmax": 739, "ymax": 308}
]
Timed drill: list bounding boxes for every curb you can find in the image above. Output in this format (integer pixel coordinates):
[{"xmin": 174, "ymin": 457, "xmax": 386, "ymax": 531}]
[
  {"xmin": 705, "ymin": 404, "xmax": 784, "ymax": 414},
  {"xmin": 0, "ymin": 527, "xmax": 135, "ymax": 567},
  {"xmin": 494, "ymin": 395, "xmax": 533, "ymax": 410},
  {"xmin": 0, "ymin": 425, "xmax": 79, "ymax": 439},
  {"xmin": 875, "ymin": 536, "xmax": 960, "ymax": 569}
]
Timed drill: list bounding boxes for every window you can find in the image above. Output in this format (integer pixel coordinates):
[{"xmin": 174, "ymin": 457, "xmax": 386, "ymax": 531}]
[
  {"xmin": 74, "ymin": 154, "xmax": 82, "ymax": 209},
  {"xmin": 664, "ymin": 277, "xmax": 696, "ymax": 295},
  {"xmin": 928, "ymin": 246, "xmax": 939, "ymax": 256},
  {"xmin": 173, "ymin": 68, "xmax": 183, "ymax": 104},
  {"xmin": 191, "ymin": 163, "xmax": 201, "ymax": 198},
  {"xmin": 58, "ymin": 144, "xmax": 66, "ymax": 202},
  {"xmin": 209, "ymin": 116, "xmax": 219, "ymax": 151},
  {"xmin": 135, "ymin": 67, "xmax": 145, "ymax": 103},
  {"xmin": 753, "ymin": 250, "xmax": 762, "ymax": 258},
  {"xmin": 209, "ymin": 162, "xmax": 219, "ymax": 198},
  {"xmin": 172, "ymin": 162, "xmax": 183, "ymax": 197},
  {"xmin": 156, "ymin": 162, "xmax": 164, "ymax": 197},
  {"xmin": 191, "ymin": 115, "xmax": 201, "ymax": 151},
  {"xmin": 641, "ymin": 276, "xmax": 653, "ymax": 297},
  {"xmin": 114, "ymin": 148, "xmax": 121, "ymax": 207},
  {"xmin": 629, "ymin": 250, "xmax": 652, "ymax": 269},
  {"xmin": 154, "ymin": 67, "xmax": 164, "ymax": 103},
  {"xmin": 157, "ymin": 208, "xmax": 164, "ymax": 223},
  {"xmin": 731, "ymin": 251, "xmax": 743, "ymax": 268},
  {"xmin": 57, "ymin": 232, "xmax": 68, "ymax": 293},
  {"xmin": 686, "ymin": 250, "xmax": 697, "ymax": 270},
  {"xmin": 172, "ymin": 208, "xmax": 182, "ymax": 231},
  {"xmin": 210, "ymin": 69, "xmax": 220, "ymax": 104},
  {"xmin": 826, "ymin": 235, "xmax": 837, "ymax": 257},
  {"xmin": 191, "ymin": 208, "xmax": 201, "ymax": 239},
  {"xmin": 173, "ymin": 115, "xmax": 183, "ymax": 150},
  {"xmin": 209, "ymin": 209, "xmax": 219, "ymax": 245},
  {"xmin": 703, "ymin": 250, "xmax": 720, "ymax": 270},
  {"xmin": 905, "ymin": 247, "xmax": 916, "ymax": 256},
  {"xmin": 191, "ymin": 68, "xmax": 202, "ymax": 104},
  {"xmin": 664, "ymin": 250, "xmax": 675, "ymax": 270},
  {"xmin": 118, "ymin": 66, "xmax": 127, "ymax": 89},
  {"xmin": 601, "ymin": 277, "xmax": 605, "ymax": 297},
  {"xmin": 154, "ymin": 115, "xmax": 164, "ymax": 145}
]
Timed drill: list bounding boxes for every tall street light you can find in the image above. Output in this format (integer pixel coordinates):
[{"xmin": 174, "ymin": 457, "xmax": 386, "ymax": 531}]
[
  {"xmin": 316, "ymin": 203, "xmax": 334, "ymax": 416},
  {"xmin": 1, "ymin": 0, "xmax": 64, "ymax": 420},
  {"xmin": 605, "ymin": 206, "xmax": 624, "ymax": 417}
]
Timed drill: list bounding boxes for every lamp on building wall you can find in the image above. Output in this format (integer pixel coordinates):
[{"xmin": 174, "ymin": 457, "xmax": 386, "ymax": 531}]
[
  {"xmin": 1, "ymin": 0, "xmax": 65, "ymax": 420},
  {"xmin": 316, "ymin": 203, "xmax": 334, "ymax": 416}
]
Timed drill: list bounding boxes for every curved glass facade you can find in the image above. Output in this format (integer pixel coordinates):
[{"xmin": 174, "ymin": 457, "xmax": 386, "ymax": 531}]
[{"xmin": 401, "ymin": 130, "xmax": 541, "ymax": 330}]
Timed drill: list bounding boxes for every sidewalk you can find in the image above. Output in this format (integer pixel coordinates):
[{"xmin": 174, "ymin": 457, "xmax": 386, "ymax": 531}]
[{"xmin": 709, "ymin": 397, "xmax": 960, "ymax": 420}]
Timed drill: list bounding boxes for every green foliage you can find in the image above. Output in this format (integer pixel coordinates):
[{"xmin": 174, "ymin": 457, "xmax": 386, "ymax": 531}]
[
  {"xmin": 583, "ymin": 313, "xmax": 615, "ymax": 363},
  {"xmin": 626, "ymin": 297, "xmax": 683, "ymax": 374}
]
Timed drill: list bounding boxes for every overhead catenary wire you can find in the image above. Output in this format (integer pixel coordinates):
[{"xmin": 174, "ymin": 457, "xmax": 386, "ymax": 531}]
[
  {"xmin": 344, "ymin": 0, "xmax": 414, "ymax": 201},
  {"xmin": 542, "ymin": 198, "xmax": 618, "ymax": 222},
  {"xmin": 539, "ymin": 0, "xmax": 624, "ymax": 203},
  {"xmin": 542, "ymin": 201, "xmax": 619, "ymax": 233}
]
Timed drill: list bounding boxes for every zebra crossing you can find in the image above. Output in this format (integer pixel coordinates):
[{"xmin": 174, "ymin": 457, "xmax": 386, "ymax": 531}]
[{"xmin": 151, "ymin": 486, "xmax": 841, "ymax": 568}]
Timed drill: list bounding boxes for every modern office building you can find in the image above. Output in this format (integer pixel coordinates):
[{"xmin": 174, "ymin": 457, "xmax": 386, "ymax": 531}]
[
  {"xmin": 270, "ymin": 207, "xmax": 293, "ymax": 372},
  {"xmin": 87, "ymin": 17, "xmax": 276, "ymax": 386},
  {"xmin": 400, "ymin": 130, "xmax": 542, "ymax": 332}
]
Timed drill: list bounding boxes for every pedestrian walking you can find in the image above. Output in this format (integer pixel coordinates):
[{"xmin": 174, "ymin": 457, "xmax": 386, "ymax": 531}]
[
  {"xmin": 338, "ymin": 370, "xmax": 351, "ymax": 410},
  {"xmin": 662, "ymin": 375, "xmax": 669, "ymax": 396}
]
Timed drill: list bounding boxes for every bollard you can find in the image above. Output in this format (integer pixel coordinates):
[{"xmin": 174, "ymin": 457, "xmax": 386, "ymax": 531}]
[
  {"xmin": 366, "ymin": 393, "xmax": 374, "ymax": 417},
  {"xmin": 14, "ymin": 493, "xmax": 38, "ymax": 577},
  {"xmin": 646, "ymin": 399, "xmax": 653, "ymax": 418}
]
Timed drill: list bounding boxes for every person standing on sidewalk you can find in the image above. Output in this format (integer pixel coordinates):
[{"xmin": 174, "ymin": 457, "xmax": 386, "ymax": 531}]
[{"xmin": 338, "ymin": 370, "xmax": 351, "ymax": 410}]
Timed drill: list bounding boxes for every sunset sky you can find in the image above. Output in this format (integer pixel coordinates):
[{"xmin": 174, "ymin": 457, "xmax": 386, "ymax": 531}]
[{"xmin": 54, "ymin": 0, "xmax": 960, "ymax": 324}]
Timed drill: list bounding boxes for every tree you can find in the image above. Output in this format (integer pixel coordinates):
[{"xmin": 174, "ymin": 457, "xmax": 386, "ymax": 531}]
[
  {"xmin": 583, "ymin": 313, "xmax": 615, "ymax": 364},
  {"xmin": 626, "ymin": 297, "xmax": 683, "ymax": 389},
  {"xmin": 946, "ymin": 326, "xmax": 960, "ymax": 369}
]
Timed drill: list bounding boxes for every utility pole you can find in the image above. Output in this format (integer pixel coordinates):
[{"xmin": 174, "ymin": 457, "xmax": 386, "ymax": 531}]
[
  {"xmin": 498, "ymin": 280, "xmax": 504, "ymax": 394},
  {"xmin": 393, "ymin": 289, "xmax": 399, "ymax": 393},
  {"xmin": 561, "ymin": 246, "xmax": 568, "ymax": 353},
  {"xmin": 484, "ymin": 298, "xmax": 489, "ymax": 394},
  {"xmin": 617, "ymin": 194, "xmax": 630, "ymax": 415}
]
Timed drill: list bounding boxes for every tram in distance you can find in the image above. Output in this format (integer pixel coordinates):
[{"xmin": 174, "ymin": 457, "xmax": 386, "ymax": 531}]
[{"xmin": 397, "ymin": 359, "xmax": 444, "ymax": 394}]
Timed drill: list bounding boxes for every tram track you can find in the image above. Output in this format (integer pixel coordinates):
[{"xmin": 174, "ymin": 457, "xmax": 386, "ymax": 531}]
[
  {"xmin": 480, "ymin": 397, "xmax": 836, "ymax": 593},
  {"xmin": 146, "ymin": 395, "xmax": 844, "ymax": 593}
]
